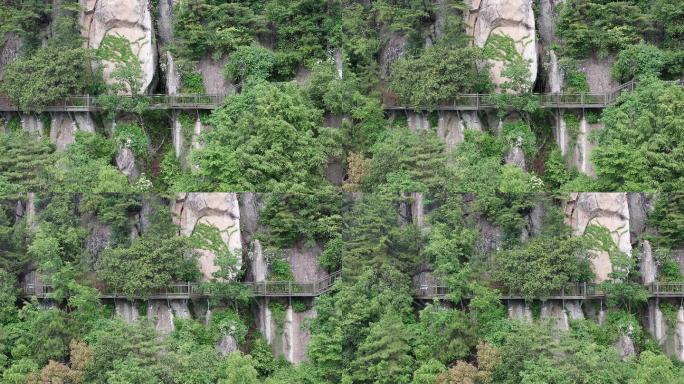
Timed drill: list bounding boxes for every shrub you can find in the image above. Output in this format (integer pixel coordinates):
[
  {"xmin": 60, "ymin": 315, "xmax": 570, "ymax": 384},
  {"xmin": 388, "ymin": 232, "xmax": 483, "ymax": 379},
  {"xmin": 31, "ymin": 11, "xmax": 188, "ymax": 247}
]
[
  {"xmin": 1, "ymin": 47, "xmax": 95, "ymax": 111},
  {"xmin": 612, "ymin": 43, "xmax": 667, "ymax": 82}
]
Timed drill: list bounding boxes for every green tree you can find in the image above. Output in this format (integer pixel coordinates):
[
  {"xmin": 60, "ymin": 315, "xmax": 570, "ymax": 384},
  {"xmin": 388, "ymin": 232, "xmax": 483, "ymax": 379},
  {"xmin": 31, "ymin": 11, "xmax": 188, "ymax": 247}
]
[
  {"xmin": 106, "ymin": 358, "xmax": 159, "ymax": 384},
  {"xmin": 649, "ymin": 194, "xmax": 684, "ymax": 248},
  {"xmin": 0, "ymin": 200, "xmax": 29, "ymax": 275},
  {"xmin": 350, "ymin": 311, "xmax": 415, "ymax": 384},
  {"xmin": 263, "ymin": 0, "xmax": 341, "ymax": 77},
  {"xmin": 97, "ymin": 236, "xmax": 200, "ymax": 296},
  {"xmin": 0, "ymin": 0, "xmax": 50, "ymax": 48},
  {"xmin": 364, "ymin": 128, "xmax": 446, "ymax": 193},
  {"xmin": 0, "ymin": 130, "xmax": 54, "ymax": 192},
  {"xmin": 612, "ymin": 43, "xmax": 667, "ymax": 82},
  {"xmin": 494, "ymin": 235, "xmax": 593, "ymax": 297},
  {"xmin": 84, "ymin": 320, "xmax": 164, "ymax": 383},
  {"xmin": 389, "ymin": 45, "xmax": 491, "ymax": 108},
  {"xmin": 259, "ymin": 188, "xmax": 343, "ymax": 249},
  {"xmin": 50, "ymin": 132, "xmax": 129, "ymax": 193},
  {"xmin": 0, "ymin": 47, "xmax": 94, "ymax": 111},
  {"xmin": 221, "ymin": 352, "xmax": 261, "ymax": 384},
  {"xmin": 225, "ymin": 44, "xmax": 276, "ymax": 88},
  {"xmin": 592, "ymin": 79, "xmax": 684, "ymax": 191},
  {"xmin": 342, "ymin": 194, "xmax": 421, "ymax": 277},
  {"xmin": 191, "ymin": 81, "xmax": 340, "ymax": 191},
  {"xmin": 629, "ymin": 351, "xmax": 683, "ymax": 384},
  {"xmin": 172, "ymin": 0, "xmax": 266, "ymax": 61},
  {"xmin": 413, "ymin": 305, "xmax": 475, "ymax": 365},
  {"xmin": 307, "ymin": 63, "xmax": 386, "ymax": 152},
  {"xmin": 556, "ymin": 0, "xmax": 654, "ymax": 58}
]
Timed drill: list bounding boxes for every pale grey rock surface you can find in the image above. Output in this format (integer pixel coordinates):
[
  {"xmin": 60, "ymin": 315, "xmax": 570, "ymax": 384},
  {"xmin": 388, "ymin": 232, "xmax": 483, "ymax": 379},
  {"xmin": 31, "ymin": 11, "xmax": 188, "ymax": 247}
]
[
  {"xmin": 565, "ymin": 193, "xmax": 632, "ymax": 281},
  {"xmin": 173, "ymin": 193, "xmax": 243, "ymax": 280},
  {"xmin": 466, "ymin": 0, "xmax": 538, "ymax": 88},
  {"xmin": 81, "ymin": 0, "xmax": 157, "ymax": 93}
]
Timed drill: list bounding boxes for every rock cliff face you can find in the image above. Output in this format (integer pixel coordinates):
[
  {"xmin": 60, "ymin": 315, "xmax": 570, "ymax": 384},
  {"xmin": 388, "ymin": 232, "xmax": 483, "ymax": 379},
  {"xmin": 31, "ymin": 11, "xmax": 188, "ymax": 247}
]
[
  {"xmin": 81, "ymin": 0, "xmax": 156, "ymax": 93},
  {"xmin": 467, "ymin": 0, "xmax": 538, "ymax": 88},
  {"xmin": 437, "ymin": 111, "xmax": 482, "ymax": 150},
  {"xmin": 565, "ymin": 193, "xmax": 632, "ymax": 281},
  {"xmin": 50, "ymin": 113, "xmax": 97, "ymax": 151},
  {"xmin": 648, "ymin": 302, "xmax": 684, "ymax": 361},
  {"xmin": 21, "ymin": 114, "xmax": 45, "ymax": 136},
  {"xmin": 115, "ymin": 300, "xmax": 139, "ymax": 323},
  {"xmin": 199, "ymin": 56, "xmax": 233, "ymax": 94},
  {"xmin": 238, "ymin": 193, "xmax": 322, "ymax": 364},
  {"xmin": 537, "ymin": 0, "xmax": 563, "ymax": 93},
  {"xmin": 0, "ymin": 33, "xmax": 22, "ymax": 76},
  {"xmin": 582, "ymin": 56, "xmax": 617, "ymax": 94},
  {"xmin": 173, "ymin": 193, "xmax": 242, "ymax": 280},
  {"xmin": 147, "ymin": 300, "xmax": 189, "ymax": 333}
]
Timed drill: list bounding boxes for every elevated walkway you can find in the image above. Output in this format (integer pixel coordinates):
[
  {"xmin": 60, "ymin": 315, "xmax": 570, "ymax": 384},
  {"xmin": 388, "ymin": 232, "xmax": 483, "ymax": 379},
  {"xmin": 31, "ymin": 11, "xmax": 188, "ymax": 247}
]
[
  {"xmin": 21, "ymin": 270, "xmax": 342, "ymax": 300},
  {"xmin": 413, "ymin": 281, "xmax": 684, "ymax": 300},
  {"xmin": 20, "ymin": 272, "xmax": 684, "ymax": 301},
  {"xmin": 1, "ymin": 81, "xmax": 661, "ymax": 113}
]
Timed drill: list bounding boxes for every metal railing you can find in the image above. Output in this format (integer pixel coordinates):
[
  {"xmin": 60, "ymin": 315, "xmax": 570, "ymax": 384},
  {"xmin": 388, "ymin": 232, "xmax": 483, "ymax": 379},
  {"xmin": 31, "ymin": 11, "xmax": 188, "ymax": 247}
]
[
  {"xmin": 21, "ymin": 270, "xmax": 342, "ymax": 300},
  {"xmin": 413, "ymin": 280, "xmax": 684, "ymax": 300},
  {"xmin": 649, "ymin": 282, "xmax": 684, "ymax": 297},
  {"xmin": 243, "ymin": 270, "xmax": 341, "ymax": 297},
  {"xmin": 22, "ymin": 274, "xmax": 684, "ymax": 301},
  {"xmin": 2, "ymin": 80, "xmax": 672, "ymax": 113}
]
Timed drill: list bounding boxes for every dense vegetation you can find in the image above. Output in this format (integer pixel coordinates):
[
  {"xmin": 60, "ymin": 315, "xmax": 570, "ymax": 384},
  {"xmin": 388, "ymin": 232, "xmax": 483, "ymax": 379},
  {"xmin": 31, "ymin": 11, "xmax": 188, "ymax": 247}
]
[
  {"xmin": 0, "ymin": 0, "xmax": 682, "ymax": 195},
  {"xmin": 2, "ymin": 192, "xmax": 684, "ymax": 383},
  {"xmin": 1, "ymin": 0, "xmax": 684, "ymax": 383}
]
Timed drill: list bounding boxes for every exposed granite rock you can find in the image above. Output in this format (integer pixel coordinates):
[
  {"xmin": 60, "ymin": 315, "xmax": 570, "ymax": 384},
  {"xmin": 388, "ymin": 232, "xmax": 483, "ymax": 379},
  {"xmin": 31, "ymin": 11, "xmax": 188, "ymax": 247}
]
[
  {"xmin": 174, "ymin": 193, "xmax": 242, "ymax": 280},
  {"xmin": 282, "ymin": 305, "xmax": 316, "ymax": 363},
  {"xmin": 538, "ymin": 0, "xmax": 564, "ymax": 92},
  {"xmin": 411, "ymin": 192, "xmax": 425, "ymax": 229},
  {"xmin": 565, "ymin": 193, "xmax": 632, "ymax": 281},
  {"xmin": 21, "ymin": 114, "xmax": 44, "ymax": 136},
  {"xmin": 475, "ymin": 216, "xmax": 504, "ymax": 254},
  {"xmin": 49, "ymin": 113, "xmax": 97, "ymax": 151},
  {"xmin": 576, "ymin": 115, "xmax": 598, "ymax": 176},
  {"xmin": 0, "ymin": 33, "xmax": 22, "ymax": 76},
  {"xmin": 198, "ymin": 55, "xmax": 233, "ymax": 94},
  {"xmin": 627, "ymin": 193, "xmax": 651, "ymax": 242},
  {"xmin": 156, "ymin": 0, "xmax": 175, "ymax": 46},
  {"xmin": 507, "ymin": 300, "xmax": 533, "ymax": 322},
  {"xmin": 581, "ymin": 55, "xmax": 617, "ymax": 94},
  {"xmin": 407, "ymin": 112, "xmax": 431, "ymax": 132},
  {"xmin": 675, "ymin": 307, "xmax": 684, "ymax": 361},
  {"xmin": 615, "ymin": 331, "xmax": 636, "ymax": 360},
  {"xmin": 504, "ymin": 141, "xmax": 526, "ymax": 170},
  {"xmin": 147, "ymin": 300, "xmax": 175, "ymax": 333},
  {"xmin": 216, "ymin": 334, "xmax": 238, "ymax": 356},
  {"xmin": 412, "ymin": 263, "xmax": 440, "ymax": 295},
  {"xmin": 565, "ymin": 300, "xmax": 585, "ymax": 321},
  {"xmin": 640, "ymin": 240, "xmax": 656, "ymax": 285},
  {"xmin": 166, "ymin": 51, "xmax": 181, "ymax": 95},
  {"xmin": 436, "ymin": 111, "xmax": 482, "ymax": 150},
  {"xmin": 285, "ymin": 241, "xmax": 328, "ymax": 283},
  {"xmin": 379, "ymin": 30, "xmax": 407, "ymax": 80},
  {"xmin": 648, "ymin": 302, "xmax": 684, "ymax": 361},
  {"xmin": 170, "ymin": 300, "xmax": 191, "ymax": 319},
  {"xmin": 467, "ymin": 0, "xmax": 538, "ymax": 88},
  {"xmin": 85, "ymin": 221, "xmax": 112, "ymax": 267},
  {"xmin": 115, "ymin": 147, "xmax": 139, "ymax": 180},
  {"xmin": 115, "ymin": 300, "xmax": 139, "ymax": 324},
  {"xmin": 555, "ymin": 111, "xmax": 600, "ymax": 176},
  {"xmin": 81, "ymin": 0, "xmax": 157, "ymax": 93},
  {"xmin": 260, "ymin": 299, "xmax": 317, "ymax": 364},
  {"xmin": 540, "ymin": 300, "xmax": 569, "ymax": 331},
  {"xmin": 295, "ymin": 66, "xmax": 312, "ymax": 86},
  {"xmin": 50, "ymin": 114, "xmax": 77, "ymax": 151}
]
